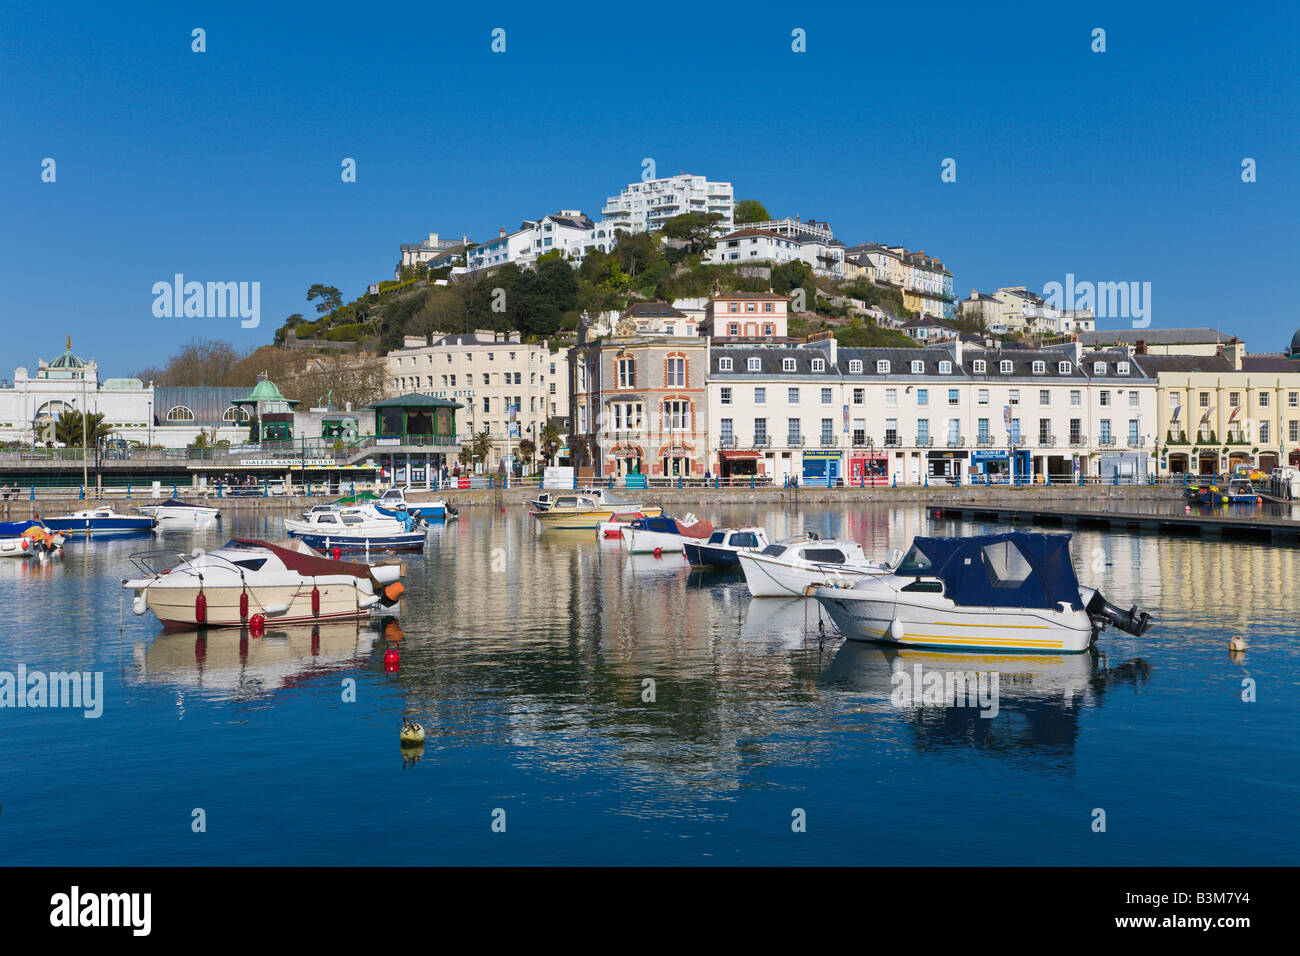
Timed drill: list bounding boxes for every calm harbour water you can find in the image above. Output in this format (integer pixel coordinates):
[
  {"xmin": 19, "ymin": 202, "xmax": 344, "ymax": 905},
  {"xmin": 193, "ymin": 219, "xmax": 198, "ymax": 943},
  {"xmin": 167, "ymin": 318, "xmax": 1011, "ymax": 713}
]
[{"xmin": 1, "ymin": 502, "xmax": 1296, "ymax": 865}]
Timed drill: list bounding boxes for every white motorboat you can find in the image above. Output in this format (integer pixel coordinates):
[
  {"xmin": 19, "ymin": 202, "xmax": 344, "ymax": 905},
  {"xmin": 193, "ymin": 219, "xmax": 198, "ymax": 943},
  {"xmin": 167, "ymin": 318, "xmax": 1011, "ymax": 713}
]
[
  {"xmin": 597, "ymin": 510, "xmax": 649, "ymax": 538},
  {"xmin": 375, "ymin": 486, "xmax": 458, "ymax": 520},
  {"xmin": 683, "ymin": 527, "xmax": 770, "ymax": 567},
  {"xmin": 811, "ymin": 531, "xmax": 1154, "ymax": 653},
  {"xmin": 122, "ymin": 537, "xmax": 407, "ymax": 628},
  {"xmin": 283, "ymin": 506, "xmax": 426, "ymax": 552},
  {"xmin": 0, "ymin": 520, "xmax": 64, "ymax": 558},
  {"xmin": 738, "ymin": 534, "xmax": 900, "ymax": 598},
  {"xmin": 620, "ymin": 513, "xmax": 714, "ymax": 554},
  {"xmin": 136, "ymin": 498, "xmax": 220, "ymax": 530}
]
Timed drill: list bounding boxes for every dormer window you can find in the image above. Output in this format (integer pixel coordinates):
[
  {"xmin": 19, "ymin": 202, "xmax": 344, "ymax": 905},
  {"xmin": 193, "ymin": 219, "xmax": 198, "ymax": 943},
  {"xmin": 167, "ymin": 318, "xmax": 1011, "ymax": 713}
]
[
  {"xmin": 718, "ymin": 357, "xmax": 733, "ymax": 371},
  {"xmin": 877, "ymin": 360, "xmax": 891, "ymax": 374},
  {"xmin": 747, "ymin": 357, "xmax": 761, "ymax": 372},
  {"xmin": 973, "ymin": 360, "xmax": 986, "ymax": 373},
  {"xmin": 1032, "ymin": 361, "xmax": 1045, "ymax": 374},
  {"xmin": 1000, "ymin": 360, "xmax": 1013, "ymax": 374},
  {"xmin": 939, "ymin": 361, "xmax": 952, "ymax": 374},
  {"xmin": 1058, "ymin": 361, "xmax": 1072, "ymax": 374},
  {"xmin": 911, "ymin": 360, "xmax": 924, "ymax": 373},
  {"xmin": 848, "ymin": 359, "xmax": 863, "ymax": 373},
  {"xmin": 782, "ymin": 358, "xmax": 797, "ymax": 372},
  {"xmin": 1093, "ymin": 361, "xmax": 1107, "ymax": 375},
  {"xmin": 811, "ymin": 358, "xmax": 826, "ymax": 372},
  {"xmin": 1117, "ymin": 361, "xmax": 1130, "ymax": 375}
]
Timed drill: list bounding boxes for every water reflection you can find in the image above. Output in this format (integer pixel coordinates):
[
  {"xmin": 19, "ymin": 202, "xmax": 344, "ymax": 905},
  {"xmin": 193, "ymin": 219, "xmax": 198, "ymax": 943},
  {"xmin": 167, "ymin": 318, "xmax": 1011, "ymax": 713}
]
[{"xmin": 131, "ymin": 620, "xmax": 383, "ymax": 698}]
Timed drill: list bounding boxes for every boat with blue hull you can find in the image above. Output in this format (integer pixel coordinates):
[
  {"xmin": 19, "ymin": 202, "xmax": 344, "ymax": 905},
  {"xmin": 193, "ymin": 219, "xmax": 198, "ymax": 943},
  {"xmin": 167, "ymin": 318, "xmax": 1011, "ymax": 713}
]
[
  {"xmin": 375, "ymin": 487, "xmax": 458, "ymax": 520},
  {"xmin": 683, "ymin": 527, "xmax": 770, "ymax": 567},
  {"xmin": 283, "ymin": 506, "xmax": 427, "ymax": 553},
  {"xmin": 0, "ymin": 520, "xmax": 65, "ymax": 558},
  {"xmin": 42, "ymin": 507, "xmax": 157, "ymax": 537}
]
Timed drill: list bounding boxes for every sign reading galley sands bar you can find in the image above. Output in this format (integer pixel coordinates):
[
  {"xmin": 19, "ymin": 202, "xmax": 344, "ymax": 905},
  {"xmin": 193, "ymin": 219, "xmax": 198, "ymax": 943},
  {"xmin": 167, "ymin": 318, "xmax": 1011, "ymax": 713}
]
[{"xmin": 365, "ymin": 392, "xmax": 464, "ymax": 483}]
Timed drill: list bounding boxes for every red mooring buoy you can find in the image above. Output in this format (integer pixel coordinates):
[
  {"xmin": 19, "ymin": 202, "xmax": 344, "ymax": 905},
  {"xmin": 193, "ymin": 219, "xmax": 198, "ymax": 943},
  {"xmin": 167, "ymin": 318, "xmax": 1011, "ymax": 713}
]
[{"xmin": 249, "ymin": 613, "xmax": 266, "ymax": 637}]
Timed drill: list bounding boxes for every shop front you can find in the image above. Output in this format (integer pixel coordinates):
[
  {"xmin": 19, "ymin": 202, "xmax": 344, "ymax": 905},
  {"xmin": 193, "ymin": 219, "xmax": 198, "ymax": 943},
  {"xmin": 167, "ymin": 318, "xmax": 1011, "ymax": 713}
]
[
  {"xmin": 848, "ymin": 452, "xmax": 888, "ymax": 486},
  {"xmin": 718, "ymin": 449, "xmax": 762, "ymax": 478},
  {"xmin": 970, "ymin": 448, "xmax": 1032, "ymax": 482},
  {"xmin": 801, "ymin": 449, "xmax": 843, "ymax": 485},
  {"xmin": 926, "ymin": 449, "xmax": 967, "ymax": 484},
  {"xmin": 608, "ymin": 443, "xmax": 645, "ymax": 478}
]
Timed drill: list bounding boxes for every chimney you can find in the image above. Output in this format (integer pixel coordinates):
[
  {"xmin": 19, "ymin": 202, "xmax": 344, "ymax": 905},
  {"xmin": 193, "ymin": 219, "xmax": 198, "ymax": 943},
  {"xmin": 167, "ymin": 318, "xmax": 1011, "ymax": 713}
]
[
  {"xmin": 1216, "ymin": 342, "xmax": 1224, "ymax": 357},
  {"xmin": 499, "ymin": 227, "xmax": 507, "ymax": 237},
  {"xmin": 1135, "ymin": 339, "xmax": 1147, "ymax": 355}
]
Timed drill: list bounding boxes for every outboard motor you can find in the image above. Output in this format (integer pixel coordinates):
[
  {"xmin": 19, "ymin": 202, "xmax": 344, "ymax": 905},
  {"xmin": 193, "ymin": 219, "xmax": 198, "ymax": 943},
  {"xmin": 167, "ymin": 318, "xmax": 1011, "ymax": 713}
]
[{"xmin": 1081, "ymin": 586, "xmax": 1154, "ymax": 637}]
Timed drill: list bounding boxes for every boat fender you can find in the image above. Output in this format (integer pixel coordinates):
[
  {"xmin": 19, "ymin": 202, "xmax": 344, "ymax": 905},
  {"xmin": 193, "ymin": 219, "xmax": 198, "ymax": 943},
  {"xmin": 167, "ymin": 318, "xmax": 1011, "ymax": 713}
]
[
  {"xmin": 653, "ymin": 547, "xmax": 662, "ymax": 557},
  {"xmin": 264, "ymin": 603, "xmax": 290, "ymax": 616},
  {"xmin": 195, "ymin": 590, "xmax": 207, "ymax": 626},
  {"xmin": 383, "ymin": 648, "xmax": 400, "ymax": 671},
  {"xmin": 889, "ymin": 619, "xmax": 904, "ymax": 641},
  {"xmin": 382, "ymin": 581, "xmax": 405, "ymax": 604},
  {"xmin": 132, "ymin": 594, "xmax": 147, "ymax": 616},
  {"xmin": 239, "ymin": 590, "xmax": 249, "ymax": 621},
  {"xmin": 311, "ymin": 584, "xmax": 321, "ymax": 618},
  {"xmin": 332, "ymin": 546, "xmax": 342, "ymax": 560}
]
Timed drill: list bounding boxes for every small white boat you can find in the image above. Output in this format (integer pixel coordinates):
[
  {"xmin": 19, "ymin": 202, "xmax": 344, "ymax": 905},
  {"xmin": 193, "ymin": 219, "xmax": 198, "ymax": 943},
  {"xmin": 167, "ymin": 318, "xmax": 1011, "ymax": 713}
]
[
  {"xmin": 0, "ymin": 520, "xmax": 65, "ymax": 558},
  {"xmin": 136, "ymin": 498, "xmax": 220, "ymax": 530},
  {"xmin": 812, "ymin": 532, "xmax": 1154, "ymax": 653},
  {"xmin": 122, "ymin": 537, "xmax": 407, "ymax": 628},
  {"xmin": 597, "ymin": 510, "xmax": 648, "ymax": 539},
  {"xmin": 620, "ymin": 513, "xmax": 714, "ymax": 554},
  {"xmin": 738, "ymin": 534, "xmax": 899, "ymax": 598}
]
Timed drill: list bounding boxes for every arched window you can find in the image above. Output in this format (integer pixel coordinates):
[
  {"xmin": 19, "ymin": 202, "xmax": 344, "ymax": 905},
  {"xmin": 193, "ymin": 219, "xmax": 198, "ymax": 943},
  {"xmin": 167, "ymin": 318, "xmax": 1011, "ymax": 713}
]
[
  {"xmin": 166, "ymin": 406, "xmax": 196, "ymax": 422},
  {"xmin": 222, "ymin": 406, "xmax": 249, "ymax": 423}
]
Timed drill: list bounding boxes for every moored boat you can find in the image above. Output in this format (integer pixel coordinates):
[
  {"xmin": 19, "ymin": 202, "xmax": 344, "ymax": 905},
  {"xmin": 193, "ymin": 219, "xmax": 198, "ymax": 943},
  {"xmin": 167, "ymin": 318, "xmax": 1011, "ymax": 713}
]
[
  {"xmin": 42, "ymin": 507, "xmax": 157, "ymax": 537},
  {"xmin": 283, "ymin": 506, "xmax": 427, "ymax": 552},
  {"xmin": 621, "ymin": 513, "xmax": 713, "ymax": 554},
  {"xmin": 737, "ymin": 534, "xmax": 899, "ymax": 597},
  {"xmin": 375, "ymin": 486, "xmax": 458, "ymax": 520},
  {"xmin": 121, "ymin": 537, "xmax": 407, "ymax": 628},
  {"xmin": 136, "ymin": 498, "xmax": 220, "ymax": 529},
  {"xmin": 683, "ymin": 527, "xmax": 770, "ymax": 567},
  {"xmin": 531, "ymin": 491, "xmax": 662, "ymax": 531},
  {"xmin": 812, "ymin": 531, "xmax": 1153, "ymax": 653},
  {"xmin": 0, "ymin": 520, "xmax": 65, "ymax": 558}
]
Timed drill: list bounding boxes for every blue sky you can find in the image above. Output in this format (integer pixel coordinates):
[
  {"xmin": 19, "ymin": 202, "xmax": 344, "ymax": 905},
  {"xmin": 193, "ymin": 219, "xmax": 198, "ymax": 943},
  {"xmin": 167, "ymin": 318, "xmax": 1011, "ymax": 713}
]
[{"xmin": 2, "ymin": 1, "xmax": 1297, "ymax": 375}]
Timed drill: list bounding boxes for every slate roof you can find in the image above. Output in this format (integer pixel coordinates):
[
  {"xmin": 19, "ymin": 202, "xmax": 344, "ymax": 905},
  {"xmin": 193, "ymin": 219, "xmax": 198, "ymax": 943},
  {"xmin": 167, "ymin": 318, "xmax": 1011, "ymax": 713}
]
[
  {"xmin": 1133, "ymin": 355, "xmax": 1237, "ymax": 375},
  {"xmin": 1079, "ymin": 328, "xmax": 1234, "ymax": 346}
]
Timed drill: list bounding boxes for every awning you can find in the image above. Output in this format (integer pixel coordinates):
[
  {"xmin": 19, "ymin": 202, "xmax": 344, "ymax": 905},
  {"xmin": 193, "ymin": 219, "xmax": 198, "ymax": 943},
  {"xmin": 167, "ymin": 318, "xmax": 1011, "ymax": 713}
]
[
  {"xmin": 720, "ymin": 450, "xmax": 762, "ymax": 460},
  {"xmin": 927, "ymin": 450, "xmax": 969, "ymax": 459}
]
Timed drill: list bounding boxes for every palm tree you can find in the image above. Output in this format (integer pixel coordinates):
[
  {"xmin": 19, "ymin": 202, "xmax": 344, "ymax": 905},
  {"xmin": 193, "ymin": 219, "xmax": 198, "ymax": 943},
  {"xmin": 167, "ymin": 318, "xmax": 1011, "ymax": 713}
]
[
  {"xmin": 470, "ymin": 429, "xmax": 492, "ymax": 467},
  {"xmin": 517, "ymin": 438, "xmax": 536, "ymax": 471},
  {"xmin": 53, "ymin": 410, "xmax": 113, "ymax": 448},
  {"xmin": 539, "ymin": 422, "xmax": 561, "ymax": 465}
]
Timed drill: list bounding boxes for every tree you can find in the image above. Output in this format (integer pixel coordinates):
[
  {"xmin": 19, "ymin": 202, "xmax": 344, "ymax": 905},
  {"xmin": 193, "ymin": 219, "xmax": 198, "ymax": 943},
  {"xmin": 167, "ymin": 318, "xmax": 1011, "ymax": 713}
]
[
  {"xmin": 52, "ymin": 410, "xmax": 113, "ymax": 448},
  {"xmin": 517, "ymin": 438, "xmax": 536, "ymax": 469},
  {"xmin": 538, "ymin": 421, "xmax": 561, "ymax": 465},
  {"xmin": 660, "ymin": 212, "xmax": 724, "ymax": 256},
  {"xmin": 274, "ymin": 314, "xmax": 306, "ymax": 346},
  {"xmin": 135, "ymin": 338, "xmax": 248, "ymax": 386},
  {"xmin": 307, "ymin": 284, "xmax": 343, "ymax": 316},
  {"xmin": 734, "ymin": 199, "xmax": 770, "ymax": 224},
  {"xmin": 470, "ymin": 429, "xmax": 492, "ymax": 466}
]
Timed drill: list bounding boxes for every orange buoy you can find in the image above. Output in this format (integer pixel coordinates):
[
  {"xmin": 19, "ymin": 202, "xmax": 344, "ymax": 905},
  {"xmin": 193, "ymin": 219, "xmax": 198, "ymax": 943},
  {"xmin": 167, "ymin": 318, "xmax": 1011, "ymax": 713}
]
[{"xmin": 384, "ymin": 581, "xmax": 405, "ymax": 602}]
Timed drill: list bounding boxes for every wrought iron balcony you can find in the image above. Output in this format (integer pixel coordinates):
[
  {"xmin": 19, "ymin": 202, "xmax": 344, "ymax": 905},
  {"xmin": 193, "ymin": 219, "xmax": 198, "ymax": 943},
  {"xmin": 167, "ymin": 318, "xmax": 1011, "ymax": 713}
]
[
  {"xmin": 820, "ymin": 436, "xmax": 838, "ymax": 447},
  {"xmin": 947, "ymin": 436, "xmax": 965, "ymax": 448},
  {"xmin": 1069, "ymin": 435, "xmax": 1088, "ymax": 447},
  {"xmin": 916, "ymin": 436, "xmax": 934, "ymax": 448},
  {"xmin": 787, "ymin": 435, "xmax": 804, "ymax": 447},
  {"xmin": 884, "ymin": 435, "xmax": 902, "ymax": 447},
  {"xmin": 1039, "ymin": 433, "xmax": 1057, "ymax": 446},
  {"xmin": 976, "ymin": 435, "xmax": 995, "ymax": 447}
]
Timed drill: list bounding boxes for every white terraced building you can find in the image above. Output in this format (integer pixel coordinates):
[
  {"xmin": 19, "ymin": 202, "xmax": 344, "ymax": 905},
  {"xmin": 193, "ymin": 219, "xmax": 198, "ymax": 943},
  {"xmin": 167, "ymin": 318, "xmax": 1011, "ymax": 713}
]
[
  {"xmin": 385, "ymin": 331, "xmax": 568, "ymax": 471},
  {"xmin": 706, "ymin": 337, "xmax": 1158, "ymax": 485},
  {"xmin": 464, "ymin": 211, "xmax": 625, "ymax": 274},
  {"xmin": 601, "ymin": 173, "xmax": 734, "ymax": 235},
  {"xmin": 704, "ymin": 228, "xmax": 846, "ymax": 277}
]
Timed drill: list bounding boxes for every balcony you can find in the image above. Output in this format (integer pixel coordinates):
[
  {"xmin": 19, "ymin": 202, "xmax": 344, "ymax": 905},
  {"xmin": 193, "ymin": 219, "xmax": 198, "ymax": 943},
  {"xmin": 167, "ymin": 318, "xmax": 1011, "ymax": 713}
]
[
  {"xmin": 1099, "ymin": 436, "xmax": 1117, "ymax": 447},
  {"xmin": 976, "ymin": 435, "xmax": 995, "ymax": 447},
  {"xmin": 1166, "ymin": 431, "xmax": 1189, "ymax": 444},
  {"xmin": 1127, "ymin": 436, "xmax": 1146, "ymax": 448},
  {"xmin": 916, "ymin": 436, "xmax": 934, "ymax": 448},
  {"xmin": 851, "ymin": 436, "xmax": 871, "ymax": 448},
  {"xmin": 719, "ymin": 437, "xmax": 736, "ymax": 448},
  {"xmin": 787, "ymin": 435, "xmax": 805, "ymax": 447},
  {"xmin": 884, "ymin": 436, "xmax": 902, "ymax": 448},
  {"xmin": 946, "ymin": 436, "xmax": 965, "ymax": 448},
  {"xmin": 1069, "ymin": 435, "xmax": 1088, "ymax": 447},
  {"xmin": 1039, "ymin": 433, "xmax": 1057, "ymax": 446},
  {"xmin": 820, "ymin": 436, "xmax": 838, "ymax": 447},
  {"xmin": 752, "ymin": 437, "xmax": 771, "ymax": 448}
]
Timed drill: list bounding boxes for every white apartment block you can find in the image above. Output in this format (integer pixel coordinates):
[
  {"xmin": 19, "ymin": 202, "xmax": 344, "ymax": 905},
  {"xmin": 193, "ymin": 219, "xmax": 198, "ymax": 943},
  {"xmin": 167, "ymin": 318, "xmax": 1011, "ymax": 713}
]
[
  {"xmin": 601, "ymin": 173, "xmax": 734, "ymax": 235},
  {"xmin": 464, "ymin": 211, "xmax": 623, "ymax": 274},
  {"xmin": 706, "ymin": 339, "xmax": 1158, "ymax": 485},
  {"xmin": 704, "ymin": 228, "xmax": 846, "ymax": 277},
  {"xmin": 386, "ymin": 332, "xmax": 569, "ymax": 470}
]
